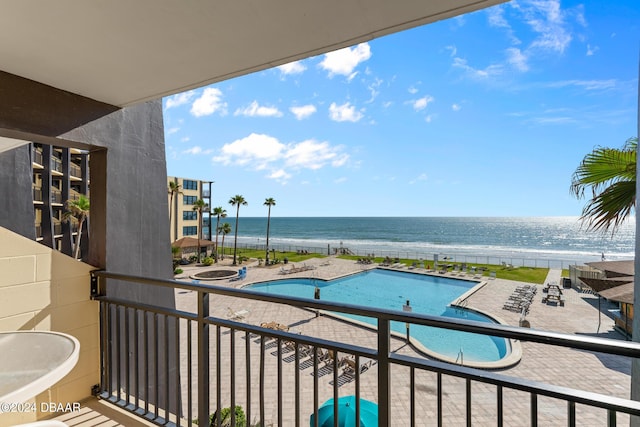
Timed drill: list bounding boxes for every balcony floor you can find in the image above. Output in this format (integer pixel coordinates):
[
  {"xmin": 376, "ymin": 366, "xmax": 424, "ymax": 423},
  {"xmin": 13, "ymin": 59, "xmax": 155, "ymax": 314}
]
[{"xmin": 50, "ymin": 397, "xmax": 157, "ymax": 426}]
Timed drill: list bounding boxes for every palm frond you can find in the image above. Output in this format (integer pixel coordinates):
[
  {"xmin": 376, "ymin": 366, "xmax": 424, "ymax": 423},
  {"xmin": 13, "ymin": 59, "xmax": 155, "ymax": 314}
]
[{"xmin": 579, "ymin": 180, "xmax": 635, "ymax": 233}]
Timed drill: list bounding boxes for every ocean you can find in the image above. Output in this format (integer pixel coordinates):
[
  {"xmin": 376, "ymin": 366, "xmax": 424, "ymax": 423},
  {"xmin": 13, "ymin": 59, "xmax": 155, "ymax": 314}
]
[{"xmin": 215, "ymin": 217, "xmax": 635, "ymax": 268}]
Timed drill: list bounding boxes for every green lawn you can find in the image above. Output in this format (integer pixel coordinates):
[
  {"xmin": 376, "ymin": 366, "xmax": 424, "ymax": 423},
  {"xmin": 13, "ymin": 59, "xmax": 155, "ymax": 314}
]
[
  {"xmin": 220, "ymin": 249, "xmax": 550, "ymax": 284},
  {"xmin": 336, "ymin": 255, "xmax": 549, "ymax": 284}
]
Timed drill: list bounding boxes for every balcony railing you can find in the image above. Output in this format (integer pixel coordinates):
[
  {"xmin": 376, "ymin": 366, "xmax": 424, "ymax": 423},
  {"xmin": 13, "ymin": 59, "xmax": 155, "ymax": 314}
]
[
  {"xmin": 91, "ymin": 271, "xmax": 640, "ymax": 427},
  {"xmin": 32, "ymin": 147, "xmax": 43, "ymax": 166},
  {"xmin": 33, "ymin": 186, "xmax": 43, "ymax": 202},
  {"xmin": 70, "ymin": 162, "xmax": 82, "ymax": 178},
  {"xmin": 50, "ymin": 157, "xmax": 63, "ymax": 173},
  {"xmin": 51, "ymin": 189, "xmax": 63, "ymax": 204}
]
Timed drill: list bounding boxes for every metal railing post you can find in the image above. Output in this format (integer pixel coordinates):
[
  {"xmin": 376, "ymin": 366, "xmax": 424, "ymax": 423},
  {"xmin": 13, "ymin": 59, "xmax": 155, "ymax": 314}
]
[
  {"xmin": 378, "ymin": 318, "xmax": 391, "ymax": 427},
  {"xmin": 198, "ymin": 291, "xmax": 210, "ymax": 425}
]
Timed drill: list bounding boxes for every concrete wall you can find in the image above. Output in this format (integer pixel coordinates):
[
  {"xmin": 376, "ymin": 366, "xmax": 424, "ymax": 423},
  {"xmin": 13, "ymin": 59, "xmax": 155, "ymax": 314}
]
[
  {"xmin": 0, "ymin": 144, "xmax": 35, "ymax": 239},
  {"xmin": 0, "ymin": 227, "xmax": 98, "ymax": 425}
]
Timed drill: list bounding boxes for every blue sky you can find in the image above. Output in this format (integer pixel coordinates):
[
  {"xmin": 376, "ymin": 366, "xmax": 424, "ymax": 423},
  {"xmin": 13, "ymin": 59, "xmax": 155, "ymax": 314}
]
[{"xmin": 163, "ymin": 0, "xmax": 638, "ymax": 217}]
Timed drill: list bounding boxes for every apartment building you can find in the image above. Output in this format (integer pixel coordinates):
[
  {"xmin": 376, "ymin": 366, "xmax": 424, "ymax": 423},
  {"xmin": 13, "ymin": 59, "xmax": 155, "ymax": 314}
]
[
  {"xmin": 31, "ymin": 143, "xmax": 90, "ymax": 258},
  {"xmin": 167, "ymin": 176, "xmax": 213, "ymax": 243}
]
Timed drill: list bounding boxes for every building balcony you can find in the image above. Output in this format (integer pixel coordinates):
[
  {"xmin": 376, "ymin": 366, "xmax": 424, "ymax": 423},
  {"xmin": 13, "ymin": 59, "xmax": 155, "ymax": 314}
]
[
  {"xmin": 50, "ymin": 157, "xmax": 63, "ymax": 174},
  {"xmin": 2, "ymin": 241, "xmax": 640, "ymax": 426},
  {"xmin": 51, "ymin": 189, "xmax": 63, "ymax": 205},
  {"xmin": 33, "ymin": 186, "xmax": 43, "ymax": 202},
  {"xmin": 69, "ymin": 162, "xmax": 83, "ymax": 180},
  {"xmin": 53, "ymin": 221, "xmax": 62, "ymax": 236},
  {"xmin": 56, "ymin": 266, "xmax": 640, "ymax": 426},
  {"xmin": 32, "ymin": 147, "xmax": 44, "ymax": 168}
]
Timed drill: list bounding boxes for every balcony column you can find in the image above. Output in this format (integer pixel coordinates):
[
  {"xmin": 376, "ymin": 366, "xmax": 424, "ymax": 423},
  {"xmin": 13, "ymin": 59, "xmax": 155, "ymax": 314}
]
[
  {"xmin": 64, "ymin": 100, "xmax": 178, "ymax": 415},
  {"xmin": 378, "ymin": 318, "xmax": 391, "ymax": 427},
  {"xmin": 80, "ymin": 152, "xmax": 90, "ymax": 261},
  {"xmin": 40, "ymin": 144, "xmax": 55, "ymax": 248},
  {"xmin": 60, "ymin": 148, "xmax": 73, "ymax": 256},
  {"xmin": 631, "ymin": 65, "xmax": 640, "ymax": 427},
  {"xmin": 0, "ymin": 144, "xmax": 35, "ymax": 238}
]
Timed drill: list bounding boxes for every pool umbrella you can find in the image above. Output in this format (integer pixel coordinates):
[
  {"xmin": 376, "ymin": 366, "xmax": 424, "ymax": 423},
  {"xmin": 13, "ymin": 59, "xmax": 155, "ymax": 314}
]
[{"xmin": 309, "ymin": 396, "xmax": 378, "ymax": 427}]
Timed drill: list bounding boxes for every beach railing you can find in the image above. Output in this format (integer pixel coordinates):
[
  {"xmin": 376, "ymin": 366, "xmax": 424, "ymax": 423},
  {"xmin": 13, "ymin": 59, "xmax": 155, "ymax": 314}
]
[
  {"xmin": 91, "ymin": 270, "xmax": 640, "ymax": 427},
  {"xmin": 233, "ymin": 242, "xmax": 584, "ymax": 269}
]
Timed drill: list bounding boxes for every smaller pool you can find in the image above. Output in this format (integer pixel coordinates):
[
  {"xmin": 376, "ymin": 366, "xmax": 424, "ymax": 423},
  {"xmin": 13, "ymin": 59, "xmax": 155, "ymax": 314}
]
[{"xmin": 246, "ymin": 269, "xmax": 517, "ymax": 367}]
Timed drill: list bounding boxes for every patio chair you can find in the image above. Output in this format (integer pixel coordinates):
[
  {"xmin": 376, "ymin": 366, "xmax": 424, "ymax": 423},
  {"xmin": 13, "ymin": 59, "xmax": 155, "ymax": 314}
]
[{"xmin": 227, "ymin": 307, "xmax": 249, "ymax": 320}]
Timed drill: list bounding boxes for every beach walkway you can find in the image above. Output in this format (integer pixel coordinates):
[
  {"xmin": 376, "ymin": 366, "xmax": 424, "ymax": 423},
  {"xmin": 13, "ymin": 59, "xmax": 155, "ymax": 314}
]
[{"xmin": 544, "ymin": 267, "xmax": 563, "ymax": 285}]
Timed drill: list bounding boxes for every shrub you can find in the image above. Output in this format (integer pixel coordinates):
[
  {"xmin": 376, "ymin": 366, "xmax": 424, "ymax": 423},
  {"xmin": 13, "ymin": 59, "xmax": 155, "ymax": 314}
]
[
  {"xmin": 173, "ymin": 268, "xmax": 183, "ymax": 275},
  {"xmin": 189, "ymin": 255, "xmax": 198, "ymax": 262},
  {"xmin": 194, "ymin": 406, "xmax": 246, "ymax": 427},
  {"xmin": 202, "ymin": 257, "xmax": 214, "ymax": 266}
]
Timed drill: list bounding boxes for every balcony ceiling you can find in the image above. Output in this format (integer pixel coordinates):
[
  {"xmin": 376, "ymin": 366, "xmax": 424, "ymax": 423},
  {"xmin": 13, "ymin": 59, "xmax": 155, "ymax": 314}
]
[{"xmin": 0, "ymin": 0, "xmax": 505, "ymax": 109}]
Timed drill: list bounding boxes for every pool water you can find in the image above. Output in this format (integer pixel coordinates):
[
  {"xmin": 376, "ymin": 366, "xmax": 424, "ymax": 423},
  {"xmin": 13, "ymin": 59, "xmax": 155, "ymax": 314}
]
[{"xmin": 246, "ymin": 269, "xmax": 508, "ymax": 363}]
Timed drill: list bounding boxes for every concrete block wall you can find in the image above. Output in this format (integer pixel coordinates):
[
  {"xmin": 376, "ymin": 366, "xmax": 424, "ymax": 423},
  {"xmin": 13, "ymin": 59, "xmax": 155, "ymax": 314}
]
[{"xmin": 0, "ymin": 227, "xmax": 99, "ymax": 424}]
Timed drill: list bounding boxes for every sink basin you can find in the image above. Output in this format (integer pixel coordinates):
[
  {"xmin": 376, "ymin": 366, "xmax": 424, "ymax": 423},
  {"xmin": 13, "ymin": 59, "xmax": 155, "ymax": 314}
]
[{"xmin": 0, "ymin": 331, "xmax": 80, "ymax": 404}]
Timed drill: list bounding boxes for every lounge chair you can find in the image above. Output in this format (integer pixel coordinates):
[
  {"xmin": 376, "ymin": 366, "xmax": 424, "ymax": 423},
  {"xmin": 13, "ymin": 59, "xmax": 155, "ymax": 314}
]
[
  {"xmin": 342, "ymin": 356, "xmax": 374, "ymax": 376},
  {"xmin": 227, "ymin": 307, "xmax": 249, "ymax": 320}
]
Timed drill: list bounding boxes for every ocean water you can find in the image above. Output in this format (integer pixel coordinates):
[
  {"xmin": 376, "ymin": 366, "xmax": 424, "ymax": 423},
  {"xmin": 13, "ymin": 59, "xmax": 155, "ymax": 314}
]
[{"xmin": 219, "ymin": 216, "xmax": 635, "ymax": 267}]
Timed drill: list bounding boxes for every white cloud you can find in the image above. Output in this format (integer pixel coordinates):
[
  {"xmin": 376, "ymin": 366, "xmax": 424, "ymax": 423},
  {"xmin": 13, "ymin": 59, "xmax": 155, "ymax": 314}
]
[
  {"xmin": 586, "ymin": 44, "xmax": 598, "ymax": 56},
  {"xmin": 180, "ymin": 136, "xmax": 190, "ymax": 143},
  {"xmin": 445, "ymin": 46, "xmax": 457, "ymax": 57},
  {"xmin": 520, "ymin": 0, "xmax": 572, "ymax": 54},
  {"xmin": 452, "ymin": 57, "xmax": 503, "ymax": 79},
  {"xmin": 191, "ymin": 88, "xmax": 227, "ymax": 117},
  {"xmin": 165, "ymin": 90, "xmax": 196, "ymax": 110},
  {"xmin": 543, "ymin": 79, "xmax": 617, "ymax": 91},
  {"xmin": 213, "ymin": 133, "xmax": 285, "ymax": 167},
  {"xmin": 277, "ymin": 60, "xmax": 306, "ymax": 75},
  {"xmin": 285, "ymin": 140, "xmax": 347, "ymax": 170},
  {"xmin": 320, "ymin": 43, "xmax": 371, "ymax": 77},
  {"xmin": 334, "ymin": 177, "xmax": 348, "ymax": 184},
  {"xmin": 506, "ymin": 47, "xmax": 529, "ymax": 72},
  {"xmin": 409, "ymin": 173, "xmax": 428, "ymax": 184},
  {"xmin": 290, "ymin": 104, "xmax": 317, "ymax": 120},
  {"xmin": 166, "ymin": 127, "xmax": 180, "ymax": 135},
  {"xmin": 487, "ymin": 6, "xmax": 510, "ymax": 29},
  {"xmin": 268, "ymin": 169, "xmax": 292, "ymax": 184},
  {"xmin": 213, "ymin": 134, "xmax": 350, "ymax": 181},
  {"xmin": 367, "ymin": 78, "xmax": 383, "ymax": 103},
  {"xmin": 412, "ymin": 96, "xmax": 434, "ymax": 111},
  {"xmin": 425, "ymin": 115, "xmax": 433, "ymax": 123},
  {"xmin": 183, "ymin": 146, "xmax": 213, "ymax": 155},
  {"xmin": 234, "ymin": 101, "xmax": 283, "ymax": 118},
  {"xmin": 408, "ymin": 86, "xmax": 419, "ymax": 94},
  {"xmin": 452, "ymin": 104, "xmax": 461, "ymax": 111},
  {"xmin": 328, "ymin": 102, "xmax": 364, "ymax": 122}
]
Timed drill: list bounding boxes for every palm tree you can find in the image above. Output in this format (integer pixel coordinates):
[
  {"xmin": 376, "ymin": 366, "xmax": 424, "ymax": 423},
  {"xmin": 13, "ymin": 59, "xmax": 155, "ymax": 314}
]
[
  {"xmin": 219, "ymin": 222, "xmax": 232, "ymax": 260},
  {"xmin": 192, "ymin": 199, "xmax": 209, "ymax": 262},
  {"xmin": 570, "ymin": 137, "xmax": 637, "ymax": 233},
  {"xmin": 229, "ymin": 194, "xmax": 248, "ymax": 265},
  {"xmin": 212, "ymin": 206, "xmax": 227, "ymax": 262},
  {"xmin": 264, "ymin": 197, "xmax": 276, "ymax": 265},
  {"xmin": 63, "ymin": 194, "xmax": 90, "ymax": 260},
  {"xmin": 168, "ymin": 181, "xmax": 182, "ymax": 242}
]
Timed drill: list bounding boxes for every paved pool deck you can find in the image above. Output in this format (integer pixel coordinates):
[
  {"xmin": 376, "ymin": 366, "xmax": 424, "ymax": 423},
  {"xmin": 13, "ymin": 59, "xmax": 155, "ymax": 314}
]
[{"xmin": 169, "ymin": 257, "xmax": 631, "ymax": 426}]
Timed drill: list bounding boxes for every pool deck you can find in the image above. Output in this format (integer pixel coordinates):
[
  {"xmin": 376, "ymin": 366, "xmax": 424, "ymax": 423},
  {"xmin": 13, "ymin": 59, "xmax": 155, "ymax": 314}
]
[{"xmin": 170, "ymin": 257, "xmax": 630, "ymax": 426}]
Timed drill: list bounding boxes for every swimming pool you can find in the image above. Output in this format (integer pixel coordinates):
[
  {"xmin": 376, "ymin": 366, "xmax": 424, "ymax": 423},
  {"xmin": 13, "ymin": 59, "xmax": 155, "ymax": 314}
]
[{"xmin": 246, "ymin": 269, "xmax": 514, "ymax": 366}]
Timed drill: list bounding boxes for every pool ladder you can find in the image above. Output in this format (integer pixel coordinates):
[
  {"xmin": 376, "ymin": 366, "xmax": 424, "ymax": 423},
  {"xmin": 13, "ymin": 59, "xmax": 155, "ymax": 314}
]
[{"xmin": 455, "ymin": 348, "xmax": 464, "ymax": 365}]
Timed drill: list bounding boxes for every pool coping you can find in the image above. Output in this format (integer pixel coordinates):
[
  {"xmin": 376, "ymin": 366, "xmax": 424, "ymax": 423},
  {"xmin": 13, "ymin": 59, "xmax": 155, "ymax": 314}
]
[{"xmin": 243, "ymin": 268, "xmax": 523, "ymax": 370}]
